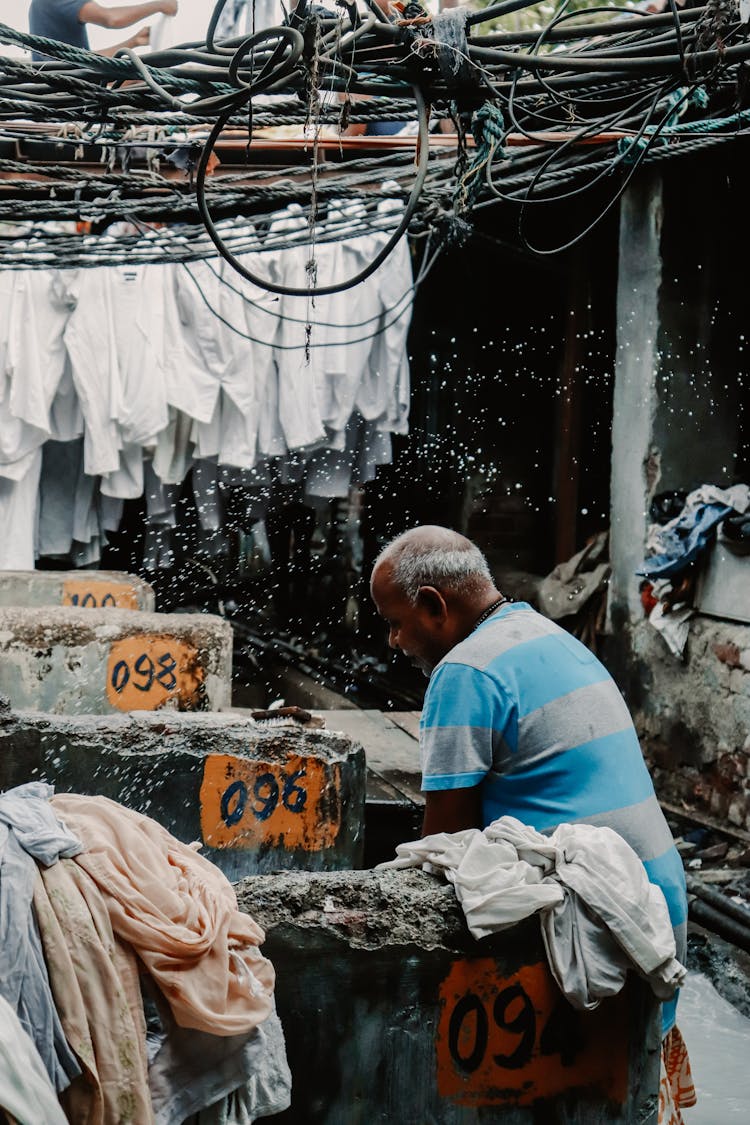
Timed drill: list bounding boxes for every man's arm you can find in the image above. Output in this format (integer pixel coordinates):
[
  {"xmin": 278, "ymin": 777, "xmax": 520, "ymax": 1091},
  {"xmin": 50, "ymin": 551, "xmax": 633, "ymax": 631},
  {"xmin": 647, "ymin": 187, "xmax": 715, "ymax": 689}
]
[
  {"xmin": 97, "ymin": 25, "xmax": 150, "ymax": 55},
  {"xmin": 78, "ymin": 2, "xmax": 177, "ymax": 31},
  {"xmin": 419, "ymin": 660, "xmax": 504, "ymax": 838},
  {"xmin": 422, "ymin": 787, "xmax": 482, "ymax": 837}
]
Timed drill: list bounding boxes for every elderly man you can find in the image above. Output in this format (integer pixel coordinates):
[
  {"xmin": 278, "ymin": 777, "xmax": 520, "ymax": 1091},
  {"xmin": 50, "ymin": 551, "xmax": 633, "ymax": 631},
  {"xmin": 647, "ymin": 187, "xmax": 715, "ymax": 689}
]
[
  {"xmin": 29, "ymin": 1, "xmax": 178, "ymax": 57},
  {"xmin": 370, "ymin": 526, "xmax": 688, "ymax": 1033}
]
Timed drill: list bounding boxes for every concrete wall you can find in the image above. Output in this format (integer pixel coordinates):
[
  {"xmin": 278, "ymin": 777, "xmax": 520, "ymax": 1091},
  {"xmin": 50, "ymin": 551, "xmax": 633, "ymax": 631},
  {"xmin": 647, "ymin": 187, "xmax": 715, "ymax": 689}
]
[
  {"xmin": 0, "ymin": 570, "xmax": 155, "ymax": 611},
  {"xmin": 238, "ymin": 870, "xmax": 661, "ymax": 1124},
  {"xmin": 609, "ymin": 172, "xmax": 664, "ymax": 626},
  {"xmin": 0, "ymin": 607, "xmax": 232, "ymax": 713},
  {"xmin": 609, "ymin": 171, "xmax": 750, "ymax": 824},
  {"xmin": 629, "ymin": 618, "xmax": 750, "ymax": 831},
  {"xmin": 0, "ymin": 708, "xmax": 365, "ymax": 879}
]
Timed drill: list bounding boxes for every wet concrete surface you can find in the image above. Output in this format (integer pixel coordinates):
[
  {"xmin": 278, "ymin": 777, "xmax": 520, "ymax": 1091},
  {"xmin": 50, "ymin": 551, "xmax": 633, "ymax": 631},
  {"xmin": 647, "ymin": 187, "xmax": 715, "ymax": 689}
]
[
  {"xmin": 239, "ymin": 869, "xmax": 661, "ymax": 1124},
  {"xmin": 0, "ymin": 607, "xmax": 232, "ymax": 713},
  {"xmin": 0, "ymin": 709, "xmax": 365, "ymax": 878}
]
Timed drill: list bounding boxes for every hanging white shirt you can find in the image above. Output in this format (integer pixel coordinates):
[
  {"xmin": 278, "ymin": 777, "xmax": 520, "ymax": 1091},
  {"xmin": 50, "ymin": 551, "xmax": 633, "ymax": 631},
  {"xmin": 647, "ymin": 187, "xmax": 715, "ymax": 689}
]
[
  {"xmin": 354, "ymin": 202, "xmax": 413, "ymax": 435},
  {"xmin": 63, "ymin": 271, "xmax": 124, "ymax": 477},
  {"xmin": 266, "ymin": 206, "xmax": 326, "ymax": 452},
  {"xmin": 0, "ymin": 270, "xmax": 76, "ymax": 479},
  {"xmin": 314, "ymin": 202, "xmax": 380, "ymax": 435},
  {"xmin": 36, "ymin": 439, "xmax": 98, "ymax": 560},
  {"xmin": 0, "ymin": 449, "xmax": 42, "ymax": 569},
  {"xmin": 166, "ymin": 259, "xmax": 228, "ymax": 427},
  {"xmin": 208, "ymin": 245, "xmax": 287, "ymax": 462}
]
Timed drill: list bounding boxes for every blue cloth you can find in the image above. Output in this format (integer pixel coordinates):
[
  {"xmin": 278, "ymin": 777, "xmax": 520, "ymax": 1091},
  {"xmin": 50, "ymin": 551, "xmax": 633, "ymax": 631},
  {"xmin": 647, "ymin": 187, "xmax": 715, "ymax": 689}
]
[
  {"xmin": 29, "ymin": 0, "xmax": 88, "ymax": 59},
  {"xmin": 364, "ymin": 122, "xmax": 405, "ymax": 136},
  {"xmin": 638, "ymin": 502, "xmax": 732, "ymax": 579},
  {"xmin": 420, "ymin": 603, "xmax": 687, "ymax": 1034},
  {"xmin": 0, "ymin": 783, "xmax": 83, "ymax": 1092}
]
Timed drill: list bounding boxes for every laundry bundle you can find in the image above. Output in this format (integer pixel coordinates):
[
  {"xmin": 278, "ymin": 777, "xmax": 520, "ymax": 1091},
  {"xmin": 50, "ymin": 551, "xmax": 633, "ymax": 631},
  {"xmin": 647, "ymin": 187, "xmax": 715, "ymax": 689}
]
[
  {"xmin": 380, "ymin": 815, "xmax": 686, "ymax": 1012},
  {"xmin": 0, "ymin": 203, "xmax": 413, "ymax": 570},
  {"xmin": 638, "ymin": 482, "xmax": 750, "ymax": 657},
  {"xmin": 0, "ymin": 782, "xmax": 291, "ymax": 1125}
]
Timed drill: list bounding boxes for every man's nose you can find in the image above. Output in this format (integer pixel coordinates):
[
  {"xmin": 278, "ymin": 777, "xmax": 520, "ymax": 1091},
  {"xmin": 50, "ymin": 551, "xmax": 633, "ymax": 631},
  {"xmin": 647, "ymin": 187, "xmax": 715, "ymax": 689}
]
[{"xmin": 388, "ymin": 627, "xmax": 399, "ymax": 650}]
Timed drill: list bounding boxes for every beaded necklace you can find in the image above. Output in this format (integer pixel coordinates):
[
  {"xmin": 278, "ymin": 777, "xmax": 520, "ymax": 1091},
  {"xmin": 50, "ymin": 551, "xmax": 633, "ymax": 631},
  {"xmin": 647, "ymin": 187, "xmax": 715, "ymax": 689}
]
[{"xmin": 472, "ymin": 596, "xmax": 510, "ymax": 631}]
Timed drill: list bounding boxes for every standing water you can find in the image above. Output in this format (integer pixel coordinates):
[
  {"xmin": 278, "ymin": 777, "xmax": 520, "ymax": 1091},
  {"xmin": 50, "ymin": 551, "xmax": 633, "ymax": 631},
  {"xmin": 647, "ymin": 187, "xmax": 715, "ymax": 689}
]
[{"xmin": 679, "ymin": 972, "xmax": 750, "ymax": 1122}]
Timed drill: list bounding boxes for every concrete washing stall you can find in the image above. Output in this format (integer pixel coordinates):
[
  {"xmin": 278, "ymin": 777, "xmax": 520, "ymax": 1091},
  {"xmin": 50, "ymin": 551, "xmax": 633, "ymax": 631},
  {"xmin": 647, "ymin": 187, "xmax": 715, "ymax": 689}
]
[
  {"xmin": 0, "ymin": 569, "xmax": 155, "ymax": 611},
  {"xmin": 239, "ymin": 869, "xmax": 662, "ymax": 1124},
  {"xmin": 0, "ymin": 606, "xmax": 232, "ymax": 714},
  {"xmin": 0, "ymin": 578, "xmax": 660, "ymax": 1121},
  {"xmin": 0, "ymin": 707, "xmax": 365, "ymax": 880}
]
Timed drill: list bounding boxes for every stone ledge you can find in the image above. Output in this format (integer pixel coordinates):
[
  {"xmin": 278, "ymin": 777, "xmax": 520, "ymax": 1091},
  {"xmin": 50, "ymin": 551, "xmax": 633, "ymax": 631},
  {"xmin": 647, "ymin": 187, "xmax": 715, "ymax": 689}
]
[
  {"xmin": 0, "ymin": 570, "xmax": 155, "ymax": 612},
  {"xmin": 0, "ymin": 607, "xmax": 232, "ymax": 713},
  {"xmin": 0, "ymin": 710, "xmax": 365, "ymax": 879}
]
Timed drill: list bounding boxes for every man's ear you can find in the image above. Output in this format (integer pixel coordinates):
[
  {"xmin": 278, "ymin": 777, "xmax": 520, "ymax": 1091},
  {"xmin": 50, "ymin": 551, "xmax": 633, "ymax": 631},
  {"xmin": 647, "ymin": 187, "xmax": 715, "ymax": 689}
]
[{"xmin": 416, "ymin": 585, "xmax": 448, "ymax": 620}]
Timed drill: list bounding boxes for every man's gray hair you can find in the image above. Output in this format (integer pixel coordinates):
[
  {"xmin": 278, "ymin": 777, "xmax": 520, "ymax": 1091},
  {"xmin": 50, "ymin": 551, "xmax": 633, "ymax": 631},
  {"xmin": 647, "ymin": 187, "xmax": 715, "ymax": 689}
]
[{"xmin": 376, "ymin": 529, "xmax": 492, "ymax": 603}]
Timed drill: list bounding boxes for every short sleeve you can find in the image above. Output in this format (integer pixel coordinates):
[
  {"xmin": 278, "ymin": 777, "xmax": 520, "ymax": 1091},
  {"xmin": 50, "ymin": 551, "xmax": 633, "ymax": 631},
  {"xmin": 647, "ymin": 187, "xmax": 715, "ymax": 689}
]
[
  {"xmin": 420, "ymin": 662, "xmax": 512, "ymax": 792},
  {"xmin": 60, "ymin": 1, "xmax": 87, "ymax": 23}
]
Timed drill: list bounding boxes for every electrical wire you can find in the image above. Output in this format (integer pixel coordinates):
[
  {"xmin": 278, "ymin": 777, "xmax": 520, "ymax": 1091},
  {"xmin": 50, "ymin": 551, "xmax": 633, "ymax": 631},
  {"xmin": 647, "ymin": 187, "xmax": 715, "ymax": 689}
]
[
  {"xmin": 0, "ymin": 1, "xmax": 747, "ymax": 268},
  {"xmin": 178, "ymin": 231, "xmax": 440, "ymax": 349}
]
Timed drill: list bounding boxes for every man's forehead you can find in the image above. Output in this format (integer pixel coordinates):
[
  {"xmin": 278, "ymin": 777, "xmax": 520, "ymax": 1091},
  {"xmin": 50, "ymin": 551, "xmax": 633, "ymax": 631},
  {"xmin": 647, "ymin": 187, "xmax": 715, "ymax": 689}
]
[{"xmin": 371, "ymin": 560, "xmax": 402, "ymax": 600}]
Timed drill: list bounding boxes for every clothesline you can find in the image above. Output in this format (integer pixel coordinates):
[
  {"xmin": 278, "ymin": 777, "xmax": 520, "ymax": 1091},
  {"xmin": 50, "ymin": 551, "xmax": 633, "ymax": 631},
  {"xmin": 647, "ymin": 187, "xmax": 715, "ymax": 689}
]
[{"xmin": 2, "ymin": 4, "xmax": 748, "ymax": 261}]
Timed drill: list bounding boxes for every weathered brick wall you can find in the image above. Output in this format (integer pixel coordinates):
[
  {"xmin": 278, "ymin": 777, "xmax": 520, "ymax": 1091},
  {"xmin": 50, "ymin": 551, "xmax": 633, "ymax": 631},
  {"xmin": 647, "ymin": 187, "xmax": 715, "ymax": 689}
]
[{"xmin": 627, "ymin": 618, "xmax": 750, "ymax": 831}]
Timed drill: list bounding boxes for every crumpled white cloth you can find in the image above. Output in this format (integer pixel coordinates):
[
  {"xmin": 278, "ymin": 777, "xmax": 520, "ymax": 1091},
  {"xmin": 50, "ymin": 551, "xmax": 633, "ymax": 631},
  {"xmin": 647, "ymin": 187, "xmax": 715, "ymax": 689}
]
[
  {"xmin": 0, "ymin": 782, "xmax": 84, "ymax": 1091},
  {"xmin": 146, "ymin": 982, "xmax": 292, "ymax": 1125},
  {"xmin": 648, "ymin": 600, "xmax": 694, "ymax": 659},
  {"xmin": 0, "ymin": 781, "xmax": 82, "ymax": 866},
  {"xmin": 0, "ymin": 993, "xmax": 68, "ymax": 1125},
  {"xmin": 380, "ymin": 816, "xmax": 686, "ymax": 1011}
]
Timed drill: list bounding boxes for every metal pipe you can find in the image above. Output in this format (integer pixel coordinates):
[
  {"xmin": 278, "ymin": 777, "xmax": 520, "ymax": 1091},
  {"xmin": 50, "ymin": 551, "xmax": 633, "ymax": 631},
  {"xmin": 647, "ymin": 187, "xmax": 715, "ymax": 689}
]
[
  {"xmin": 688, "ymin": 898, "xmax": 750, "ymax": 955},
  {"xmin": 686, "ymin": 876, "xmax": 750, "ymax": 930}
]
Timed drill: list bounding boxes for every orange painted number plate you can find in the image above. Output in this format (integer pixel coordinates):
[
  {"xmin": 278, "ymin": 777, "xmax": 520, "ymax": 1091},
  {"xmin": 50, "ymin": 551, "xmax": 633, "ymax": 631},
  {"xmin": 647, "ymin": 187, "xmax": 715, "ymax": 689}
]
[
  {"xmin": 436, "ymin": 959, "xmax": 628, "ymax": 1107},
  {"xmin": 63, "ymin": 579, "xmax": 139, "ymax": 609},
  {"xmin": 106, "ymin": 635, "xmax": 203, "ymax": 711},
  {"xmin": 199, "ymin": 753, "xmax": 341, "ymax": 851}
]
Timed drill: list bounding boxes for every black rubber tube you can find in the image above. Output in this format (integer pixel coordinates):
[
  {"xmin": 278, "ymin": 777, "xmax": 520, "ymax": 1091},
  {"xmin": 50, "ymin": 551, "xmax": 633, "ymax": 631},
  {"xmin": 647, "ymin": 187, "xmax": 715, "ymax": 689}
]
[
  {"xmin": 195, "ymin": 83, "xmax": 430, "ymax": 298},
  {"xmin": 688, "ymin": 898, "xmax": 750, "ymax": 955},
  {"xmin": 686, "ymin": 876, "xmax": 750, "ymax": 930}
]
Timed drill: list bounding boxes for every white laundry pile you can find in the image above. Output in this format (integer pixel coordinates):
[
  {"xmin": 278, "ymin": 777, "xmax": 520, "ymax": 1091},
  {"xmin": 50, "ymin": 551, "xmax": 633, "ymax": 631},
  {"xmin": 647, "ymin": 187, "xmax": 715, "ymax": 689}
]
[
  {"xmin": 646, "ymin": 580, "xmax": 695, "ymax": 659},
  {"xmin": 0, "ymin": 993, "xmax": 68, "ymax": 1125},
  {"xmin": 380, "ymin": 815, "xmax": 686, "ymax": 1011},
  {"xmin": 0, "ymin": 207, "xmax": 413, "ymax": 570}
]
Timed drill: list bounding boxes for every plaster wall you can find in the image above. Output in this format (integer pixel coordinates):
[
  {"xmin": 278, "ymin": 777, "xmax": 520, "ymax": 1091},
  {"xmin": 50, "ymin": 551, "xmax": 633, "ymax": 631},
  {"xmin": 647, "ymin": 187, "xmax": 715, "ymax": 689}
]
[
  {"xmin": 610, "ymin": 172, "xmax": 750, "ymax": 822},
  {"xmin": 629, "ymin": 618, "xmax": 750, "ymax": 831}
]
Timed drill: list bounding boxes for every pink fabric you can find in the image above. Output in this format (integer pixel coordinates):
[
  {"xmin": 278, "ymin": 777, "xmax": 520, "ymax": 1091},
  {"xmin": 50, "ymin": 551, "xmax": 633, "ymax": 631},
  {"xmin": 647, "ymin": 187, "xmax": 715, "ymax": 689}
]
[
  {"xmin": 51, "ymin": 794, "xmax": 275, "ymax": 1036},
  {"xmin": 34, "ymin": 858, "xmax": 153, "ymax": 1125}
]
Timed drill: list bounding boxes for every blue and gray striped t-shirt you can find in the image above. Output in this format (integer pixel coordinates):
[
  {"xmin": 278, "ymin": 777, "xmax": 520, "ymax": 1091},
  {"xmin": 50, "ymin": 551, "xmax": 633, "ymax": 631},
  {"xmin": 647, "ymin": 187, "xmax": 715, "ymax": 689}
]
[{"xmin": 420, "ymin": 602, "xmax": 687, "ymax": 1033}]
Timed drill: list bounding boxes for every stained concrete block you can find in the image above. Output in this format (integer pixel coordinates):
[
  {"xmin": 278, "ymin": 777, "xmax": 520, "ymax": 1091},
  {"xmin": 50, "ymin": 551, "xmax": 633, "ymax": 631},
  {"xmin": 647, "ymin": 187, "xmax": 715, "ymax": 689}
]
[
  {"xmin": 0, "ymin": 570, "xmax": 155, "ymax": 611},
  {"xmin": 238, "ymin": 870, "xmax": 661, "ymax": 1124},
  {"xmin": 0, "ymin": 607, "xmax": 231, "ymax": 714},
  {"xmin": 0, "ymin": 709, "xmax": 365, "ymax": 879}
]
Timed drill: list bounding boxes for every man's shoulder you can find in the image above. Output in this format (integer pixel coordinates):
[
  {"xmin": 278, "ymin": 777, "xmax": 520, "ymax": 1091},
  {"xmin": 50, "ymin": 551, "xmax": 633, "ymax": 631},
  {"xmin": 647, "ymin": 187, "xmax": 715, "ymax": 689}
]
[
  {"xmin": 30, "ymin": 0, "xmax": 85, "ymax": 28},
  {"xmin": 440, "ymin": 603, "xmax": 561, "ymax": 674}
]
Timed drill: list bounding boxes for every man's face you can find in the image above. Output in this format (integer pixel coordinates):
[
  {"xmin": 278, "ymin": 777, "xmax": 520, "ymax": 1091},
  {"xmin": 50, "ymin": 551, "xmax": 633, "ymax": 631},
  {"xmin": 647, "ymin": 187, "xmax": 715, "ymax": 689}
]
[{"xmin": 370, "ymin": 562, "xmax": 449, "ymax": 676}]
